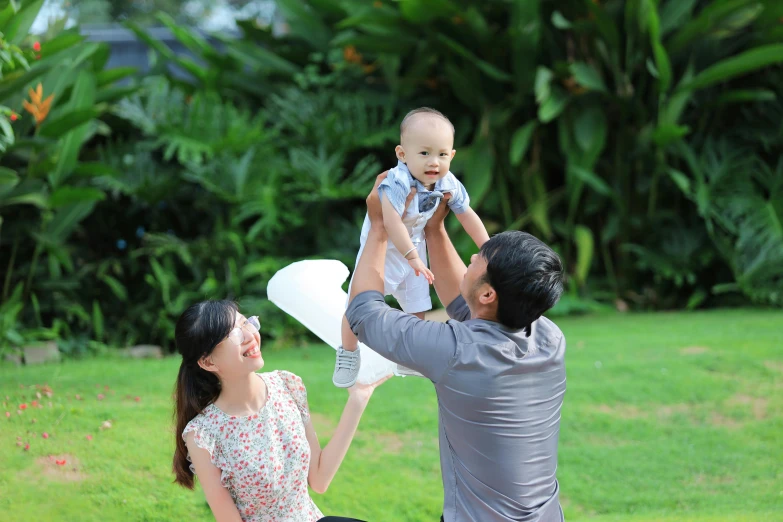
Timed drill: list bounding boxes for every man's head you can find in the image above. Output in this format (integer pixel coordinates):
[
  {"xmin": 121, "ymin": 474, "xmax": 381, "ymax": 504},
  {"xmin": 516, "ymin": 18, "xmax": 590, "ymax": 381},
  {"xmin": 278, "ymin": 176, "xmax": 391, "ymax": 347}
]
[
  {"xmin": 395, "ymin": 107, "xmax": 456, "ymax": 189},
  {"xmin": 460, "ymin": 231, "xmax": 565, "ymax": 335}
]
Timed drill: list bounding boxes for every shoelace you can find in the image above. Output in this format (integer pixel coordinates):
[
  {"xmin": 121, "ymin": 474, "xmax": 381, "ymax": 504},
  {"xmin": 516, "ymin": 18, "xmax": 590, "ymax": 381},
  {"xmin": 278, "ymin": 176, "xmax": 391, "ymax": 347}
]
[{"xmin": 336, "ymin": 352, "xmax": 357, "ymax": 371}]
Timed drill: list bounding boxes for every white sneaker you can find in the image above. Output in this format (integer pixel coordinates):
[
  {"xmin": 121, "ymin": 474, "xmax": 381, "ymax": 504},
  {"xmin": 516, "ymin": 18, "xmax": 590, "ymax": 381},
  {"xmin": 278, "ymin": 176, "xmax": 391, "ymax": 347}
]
[{"xmin": 333, "ymin": 347, "xmax": 360, "ymax": 388}]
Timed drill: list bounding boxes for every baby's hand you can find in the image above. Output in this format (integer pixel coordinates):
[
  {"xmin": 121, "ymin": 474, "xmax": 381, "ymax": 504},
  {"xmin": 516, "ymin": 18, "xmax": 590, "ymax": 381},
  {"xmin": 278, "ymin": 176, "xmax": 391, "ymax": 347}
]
[{"xmin": 408, "ymin": 257, "xmax": 434, "ymax": 284}]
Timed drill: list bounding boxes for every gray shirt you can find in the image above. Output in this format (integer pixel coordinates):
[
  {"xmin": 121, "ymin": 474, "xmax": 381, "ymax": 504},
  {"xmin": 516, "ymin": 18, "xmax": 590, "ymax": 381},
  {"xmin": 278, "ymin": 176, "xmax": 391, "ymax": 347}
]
[{"xmin": 346, "ymin": 291, "xmax": 566, "ymax": 522}]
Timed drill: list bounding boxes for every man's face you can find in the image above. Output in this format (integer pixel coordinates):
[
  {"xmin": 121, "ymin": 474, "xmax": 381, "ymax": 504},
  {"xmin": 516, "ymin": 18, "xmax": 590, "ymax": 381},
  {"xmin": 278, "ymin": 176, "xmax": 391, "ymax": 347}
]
[
  {"xmin": 460, "ymin": 253, "xmax": 489, "ymax": 309},
  {"xmin": 396, "ymin": 116, "xmax": 455, "ymax": 188}
]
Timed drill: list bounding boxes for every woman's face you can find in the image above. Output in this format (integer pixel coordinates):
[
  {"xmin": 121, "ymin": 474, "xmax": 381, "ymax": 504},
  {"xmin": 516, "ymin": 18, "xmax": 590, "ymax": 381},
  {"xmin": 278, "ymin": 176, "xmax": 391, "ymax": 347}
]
[{"xmin": 203, "ymin": 313, "xmax": 264, "ymax": 377}]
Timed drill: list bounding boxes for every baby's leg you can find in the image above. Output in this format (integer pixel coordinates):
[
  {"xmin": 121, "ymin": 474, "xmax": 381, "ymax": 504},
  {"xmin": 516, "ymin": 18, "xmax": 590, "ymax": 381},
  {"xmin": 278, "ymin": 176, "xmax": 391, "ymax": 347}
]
[
  {"xmin": 341, "ymin": 315, "xmax": 359, "ymax": 352},
  {"xmin": 334, "ymin": 269, "xmax": 363, "ymax": 388}
]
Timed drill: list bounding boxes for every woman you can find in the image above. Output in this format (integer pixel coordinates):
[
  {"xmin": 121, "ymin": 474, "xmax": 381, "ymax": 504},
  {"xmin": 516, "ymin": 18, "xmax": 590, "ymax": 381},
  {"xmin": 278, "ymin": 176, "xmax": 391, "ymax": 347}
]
[{"xmin": 172, "ymin": 299, "xmax": 386, "ymax": 521}]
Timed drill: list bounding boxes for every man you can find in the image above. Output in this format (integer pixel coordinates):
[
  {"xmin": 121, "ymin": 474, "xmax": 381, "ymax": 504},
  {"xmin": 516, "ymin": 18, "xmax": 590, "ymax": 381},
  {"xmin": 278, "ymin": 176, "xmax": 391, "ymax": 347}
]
[{"xmin": 346, "ymin": 174, "xmax": 567, "ymax": 521}]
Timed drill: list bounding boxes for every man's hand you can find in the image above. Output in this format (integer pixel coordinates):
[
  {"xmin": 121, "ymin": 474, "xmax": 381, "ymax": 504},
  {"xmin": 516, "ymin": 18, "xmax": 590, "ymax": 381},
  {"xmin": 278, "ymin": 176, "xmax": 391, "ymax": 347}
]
[
  {"xmin": 366, "ymin": 172, "xmax": 388, "ymax": 225},
  {"xmin": 408, "ymin": 257, "xmax": 435, "ymax": 284},
  {"xmin": 367, "ymin": 171, "xmax": 416, "ymax": 227},
  {"xmin": 424, "ymin": 192, "xmax": 452, "ymax": 233}
]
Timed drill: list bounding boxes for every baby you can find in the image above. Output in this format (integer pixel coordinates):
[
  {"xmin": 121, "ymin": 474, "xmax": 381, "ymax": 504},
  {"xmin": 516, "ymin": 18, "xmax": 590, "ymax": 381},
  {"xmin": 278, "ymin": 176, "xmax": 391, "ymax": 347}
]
[{"xmin": 334, "ymin": 107, "xmax": 490, "ymax": 387}]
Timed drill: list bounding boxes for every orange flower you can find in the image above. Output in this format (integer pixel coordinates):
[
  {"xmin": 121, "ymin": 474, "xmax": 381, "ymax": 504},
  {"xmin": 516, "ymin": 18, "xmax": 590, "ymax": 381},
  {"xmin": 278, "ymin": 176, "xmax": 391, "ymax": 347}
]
[
  {"xmin": 22, "ymin": 83, "xmax": 54, "ymax": 125},
  {"xmin": 563, "ymin": 77, "xmax": 587, "ymax": 95},
  {"xmin": 343, "ymin": 46, "xmax": 363, "ymax": 64},
  {"xmin": 373, "ymin": 0, "xmax": 382, "ymax": 6}
]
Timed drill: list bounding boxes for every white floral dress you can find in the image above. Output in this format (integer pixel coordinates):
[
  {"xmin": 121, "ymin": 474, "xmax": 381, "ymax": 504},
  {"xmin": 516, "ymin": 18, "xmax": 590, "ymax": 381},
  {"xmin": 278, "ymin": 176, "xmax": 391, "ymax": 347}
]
[{"xmin": 183, "ymin": 371, "xmax": 324, "ymax": 522}]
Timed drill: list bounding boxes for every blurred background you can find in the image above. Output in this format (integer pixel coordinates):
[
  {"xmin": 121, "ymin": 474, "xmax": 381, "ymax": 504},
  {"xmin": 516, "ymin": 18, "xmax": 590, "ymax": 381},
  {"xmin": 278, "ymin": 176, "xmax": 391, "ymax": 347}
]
[
  {"xmin": 0, "ymin": 1, "xmax": 782, "ymax": 520},
  {"xmin": 1, "ymin": 0, "xmax": 782, "ymax": 354}
]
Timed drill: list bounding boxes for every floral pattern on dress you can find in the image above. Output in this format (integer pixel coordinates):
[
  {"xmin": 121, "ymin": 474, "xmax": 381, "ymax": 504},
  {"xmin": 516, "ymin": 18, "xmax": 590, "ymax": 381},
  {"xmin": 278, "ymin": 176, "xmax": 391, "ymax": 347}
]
[{"xmin": 183, "ymin": 371, "xmax": 323, "ymax": 522}]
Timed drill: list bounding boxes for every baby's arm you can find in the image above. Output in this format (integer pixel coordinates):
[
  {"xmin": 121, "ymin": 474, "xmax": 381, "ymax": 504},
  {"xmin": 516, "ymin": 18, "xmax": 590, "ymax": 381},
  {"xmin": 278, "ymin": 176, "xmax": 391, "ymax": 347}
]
[
  {"xmin": 381, "ymin": 194, "xmax": 434, "ymax": 283},
  {"xmin": 455, "ymin": 207, "xmax": 490, "ymax": 248}
]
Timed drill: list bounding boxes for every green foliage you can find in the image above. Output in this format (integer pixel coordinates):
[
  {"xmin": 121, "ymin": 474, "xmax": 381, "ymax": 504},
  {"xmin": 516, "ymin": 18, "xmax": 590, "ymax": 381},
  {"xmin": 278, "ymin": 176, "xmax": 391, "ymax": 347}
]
[
  {"xmin": 61, "ymin": 70, "xmax": 399, "ymax": 349},
  {"xmin": 3, "ymin": 0, "xmax": 782, "ymax": 357},
  {"xmin": 0, "ymin": 3, "xmax": 137, "ymax": 356},
  {"xmin": 274, "ymin": 0, "xmax": 783, "ymax": 307}
]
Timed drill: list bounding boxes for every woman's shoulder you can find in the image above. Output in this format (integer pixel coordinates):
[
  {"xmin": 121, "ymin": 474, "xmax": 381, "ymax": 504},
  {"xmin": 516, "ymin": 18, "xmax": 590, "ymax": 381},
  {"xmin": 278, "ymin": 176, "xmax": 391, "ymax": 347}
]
[
  {"xmin": 262, "ymin": 369, "xmax": 302, "ymax": 383},
  {"xmin": 182, "ymin": 405, "xmax": 218, "ymax": 439},
  {"xmin": 266, "ymin": 371, "xmax": 310, "ymax": 421}
]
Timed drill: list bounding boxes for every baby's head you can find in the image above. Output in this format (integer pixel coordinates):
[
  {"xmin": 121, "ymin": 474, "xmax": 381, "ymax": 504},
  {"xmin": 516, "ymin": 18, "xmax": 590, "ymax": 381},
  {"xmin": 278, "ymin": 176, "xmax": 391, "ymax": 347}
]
[{"xmin": 395, "ymin": 107, "xmax": 456, "ymax": 189}]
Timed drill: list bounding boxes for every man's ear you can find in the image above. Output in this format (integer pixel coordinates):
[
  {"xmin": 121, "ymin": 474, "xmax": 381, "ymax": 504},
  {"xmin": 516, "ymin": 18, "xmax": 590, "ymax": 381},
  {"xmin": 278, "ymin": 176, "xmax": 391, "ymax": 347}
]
[
  {"xmin": 477, "ymin": 283, "xmax": 497, "ymax": 306},
  {"xmin": 395, "ymin": 145, "xmax": 406, "ymax": 163},
  {"xmin": 197, "ymin": 355, "xmax": 219, "ymax": 374}
]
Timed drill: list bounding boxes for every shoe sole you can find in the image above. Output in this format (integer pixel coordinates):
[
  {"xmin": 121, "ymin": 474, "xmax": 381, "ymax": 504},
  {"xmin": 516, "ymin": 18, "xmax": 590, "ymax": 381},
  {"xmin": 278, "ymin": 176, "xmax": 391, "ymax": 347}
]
[{"xmin": 333, "ymin": 376, "xmax": 357, "ymax": 388}]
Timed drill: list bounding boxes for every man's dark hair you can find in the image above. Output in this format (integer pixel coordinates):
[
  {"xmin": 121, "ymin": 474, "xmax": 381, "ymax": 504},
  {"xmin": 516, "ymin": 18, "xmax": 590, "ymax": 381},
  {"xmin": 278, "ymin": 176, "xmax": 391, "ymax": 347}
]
[{"xmin": 479, "ymin": 231, "xmax": 565, "ymax": 336}]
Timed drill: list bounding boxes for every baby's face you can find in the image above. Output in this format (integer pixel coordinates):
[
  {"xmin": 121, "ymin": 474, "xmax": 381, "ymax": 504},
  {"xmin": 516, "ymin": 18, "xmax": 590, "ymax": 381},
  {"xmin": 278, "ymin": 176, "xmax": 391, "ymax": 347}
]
[{"xmin": 396, "ymin": 116, "xmax": 456, "ymax": 188}]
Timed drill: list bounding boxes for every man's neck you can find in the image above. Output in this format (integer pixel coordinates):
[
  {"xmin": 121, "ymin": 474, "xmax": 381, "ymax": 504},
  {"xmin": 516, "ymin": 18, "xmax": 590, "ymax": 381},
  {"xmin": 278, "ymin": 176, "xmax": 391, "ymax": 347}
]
[{"xmin": 468, "ymin": 303, "xmax": 499, "ymax": 323}]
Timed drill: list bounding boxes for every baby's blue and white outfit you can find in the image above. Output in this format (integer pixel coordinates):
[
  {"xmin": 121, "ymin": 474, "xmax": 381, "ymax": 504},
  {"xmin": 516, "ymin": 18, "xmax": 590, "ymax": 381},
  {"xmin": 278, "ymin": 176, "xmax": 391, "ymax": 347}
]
[{"xmin": 349, "ymin": 161, "xmax": 471, "ymax": 314}]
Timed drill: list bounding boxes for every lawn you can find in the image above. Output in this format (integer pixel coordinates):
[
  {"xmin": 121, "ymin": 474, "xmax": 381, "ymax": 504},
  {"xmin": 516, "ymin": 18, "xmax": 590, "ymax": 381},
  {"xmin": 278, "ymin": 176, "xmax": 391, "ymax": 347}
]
[{"xmin": 1, "ymin": 309, "xmax": 781, "ymax": 522}]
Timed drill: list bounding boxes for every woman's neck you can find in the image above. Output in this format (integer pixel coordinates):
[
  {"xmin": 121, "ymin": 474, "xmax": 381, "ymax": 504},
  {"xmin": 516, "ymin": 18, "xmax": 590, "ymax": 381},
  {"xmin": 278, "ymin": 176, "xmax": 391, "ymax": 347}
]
[{"xmin": 215, "ymin": 372, "xmax": 267, "ymax": 416}]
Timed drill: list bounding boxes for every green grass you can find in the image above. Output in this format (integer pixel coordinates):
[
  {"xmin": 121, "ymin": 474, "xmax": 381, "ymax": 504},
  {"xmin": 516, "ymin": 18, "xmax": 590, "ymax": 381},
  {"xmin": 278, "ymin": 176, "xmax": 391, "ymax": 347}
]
[{"xmin": 1, "ymin": 309, "xmax": 781, "ymax": 521}]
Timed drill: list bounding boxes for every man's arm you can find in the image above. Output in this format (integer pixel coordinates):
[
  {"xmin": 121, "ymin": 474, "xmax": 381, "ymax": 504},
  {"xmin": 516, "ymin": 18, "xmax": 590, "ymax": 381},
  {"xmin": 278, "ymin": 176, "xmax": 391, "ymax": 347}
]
[
  {"xmin": 424, "ymin": 197, "xmax": 468, "ymax": 308},
  {"xmin": 346, "ymin": 174, "xmax": 457, "ymax": 382}
]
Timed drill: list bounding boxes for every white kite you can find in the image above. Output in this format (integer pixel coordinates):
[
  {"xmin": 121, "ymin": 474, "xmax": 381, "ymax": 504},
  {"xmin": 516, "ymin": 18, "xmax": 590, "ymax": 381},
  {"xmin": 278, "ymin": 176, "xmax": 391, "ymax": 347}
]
[{"xmin": 267, "ymin": 260, "xmax": 403, "ymax": 384}]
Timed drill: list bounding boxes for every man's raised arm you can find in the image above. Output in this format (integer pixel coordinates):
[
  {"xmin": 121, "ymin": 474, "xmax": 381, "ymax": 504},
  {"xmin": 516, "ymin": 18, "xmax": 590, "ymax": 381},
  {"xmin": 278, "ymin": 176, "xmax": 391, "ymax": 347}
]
[{"xmin": 424, "ymin": 196, "xmax": 468, "ymax": 309}]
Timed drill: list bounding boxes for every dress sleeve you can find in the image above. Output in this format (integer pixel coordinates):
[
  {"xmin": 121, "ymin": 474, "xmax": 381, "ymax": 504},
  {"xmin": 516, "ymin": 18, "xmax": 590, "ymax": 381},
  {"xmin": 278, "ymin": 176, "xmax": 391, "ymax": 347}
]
[
  {"xmin": 278, "ymin": 371, "xmax": 311, "ymax": 423},
  {"xmin": 377, "ymin": 168, "xmax": 413, "ymax": 216},
  {"xmin": 182, "ymin": 416, "xmax": 231, "ymax": 487}
]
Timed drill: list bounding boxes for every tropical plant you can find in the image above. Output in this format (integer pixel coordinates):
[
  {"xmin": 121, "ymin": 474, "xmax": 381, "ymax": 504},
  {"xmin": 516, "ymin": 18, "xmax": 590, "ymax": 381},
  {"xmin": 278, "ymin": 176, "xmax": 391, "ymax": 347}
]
[
  {"xmin": 267, "ymin": 0, "xmax": 783, "ymax": 308},
  {"xmin": 62, "ymin": 73, "xmax": 401, "ymax": 349},
  {"xmin": 0, "ymin": 0, "xmax": 137, "ymax": 357}
]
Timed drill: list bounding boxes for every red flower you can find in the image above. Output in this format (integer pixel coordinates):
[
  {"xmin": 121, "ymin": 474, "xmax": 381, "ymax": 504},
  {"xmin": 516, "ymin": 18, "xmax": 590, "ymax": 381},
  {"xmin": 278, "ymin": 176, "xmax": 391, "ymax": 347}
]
[
  {"xmin": 24, "ymin": 443, "xmax": 30, "ymax": 451},
  {"xmin": 56, "ymin": 459, "xmax": 66, "ymax": 466},
  {"xmin": 134, "ymin": 396, "xmax": 140, "ymax": 402},
  {"xmin": 86, "ymin": 435, "xmax": 93, "ymax": 441},
  {"xmin": 31, "ymin": 400, "xmax": 39, "ymax": 408},
  {"xmin": 4, "ymin": 412, "xmax": 9, "ymax": 418},
  {"xmin": 19, "ymin": 403, "xmax": 27, "ymax": 410},
  {"xmin": 10, "ymin": 113, "xmax": 17, "ymax": 121},
  {"xmin": 97, "ymin": 394, "xmax": 104, "ymax": 400},
  {"xmin": 42, "ymin": 432, "xmax": 49, "ymax": 439},
  {"xmin": 32, "ymin": 41, "xmax": 41, "ymax": 52}
]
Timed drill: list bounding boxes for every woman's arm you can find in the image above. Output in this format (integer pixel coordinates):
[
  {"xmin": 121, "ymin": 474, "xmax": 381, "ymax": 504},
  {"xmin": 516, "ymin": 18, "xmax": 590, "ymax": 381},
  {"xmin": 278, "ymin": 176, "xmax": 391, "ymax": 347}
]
[
  {"xmin": 185, "ymin": 433, "xmax": 244, "ymax": 522},
  {"xmin": 305, "ymin": 377, "xmax": 390, "ymax": 494},
  {"xmin": 455, "ymin": 207, "xmax": 490, "ymax": 248}
]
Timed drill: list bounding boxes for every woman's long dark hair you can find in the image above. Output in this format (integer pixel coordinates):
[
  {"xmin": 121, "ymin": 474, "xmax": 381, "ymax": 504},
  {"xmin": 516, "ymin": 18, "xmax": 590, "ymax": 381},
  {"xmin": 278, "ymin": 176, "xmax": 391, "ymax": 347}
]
[{"xmin": 173, "ymin": 300, "xmax": 238, "ymax": 489}]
